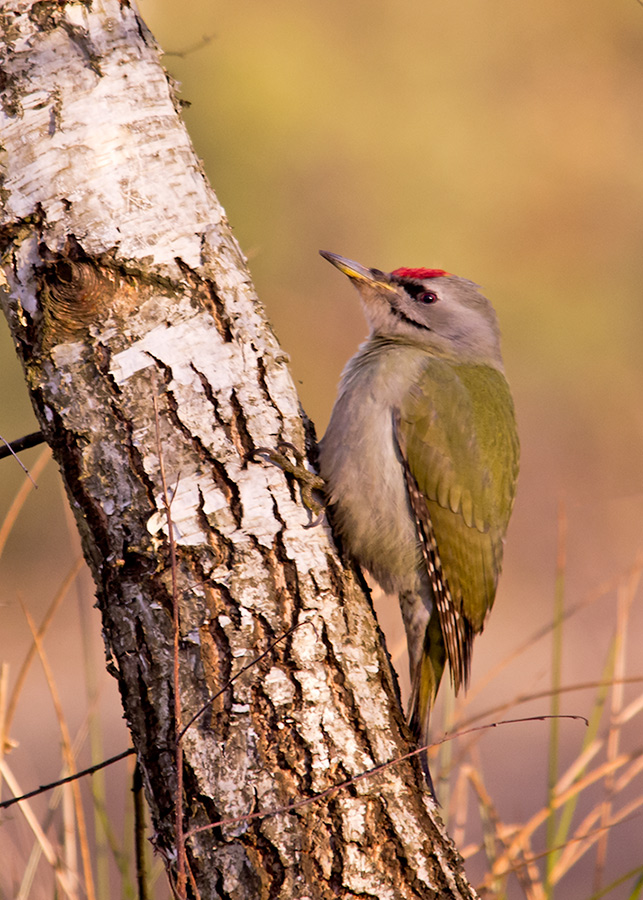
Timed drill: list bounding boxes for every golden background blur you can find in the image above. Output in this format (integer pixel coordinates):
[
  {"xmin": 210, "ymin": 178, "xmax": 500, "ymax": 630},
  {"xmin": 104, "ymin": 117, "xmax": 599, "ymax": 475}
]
[{"xmin": 2, "ymin": 1, "xmax": 642, "ymax": 896}]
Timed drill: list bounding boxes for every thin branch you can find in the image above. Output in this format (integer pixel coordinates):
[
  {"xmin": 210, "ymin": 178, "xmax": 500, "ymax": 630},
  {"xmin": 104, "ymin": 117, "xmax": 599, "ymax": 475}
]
[
  {"xmin": 133, "ymin": 761, "xmax": 151, "ymax": 900},
  {"xmin": 153, "ymin": 394, "xmax": 186, "ymax": 899},
  {"xmin": 455, "ymin": 676, "xmax": 643, "ymax": 733},
  {"xmin": 0, "ymin": 430, "xmax": 45, "ymax": 461},
  {"xmin": 0, "ymin": 432, "xmax": 40, "ymax": 487},
  {"xmin": 186, "ymin": 714, "xmax": 587, "ymax": 839},
  {"xmin": 176, "ymin": 621, "xmax": 314, "ymax": 744},
  {"xmin": 0, "ymin": 749, "xmax": 136, "ymax": 811}
]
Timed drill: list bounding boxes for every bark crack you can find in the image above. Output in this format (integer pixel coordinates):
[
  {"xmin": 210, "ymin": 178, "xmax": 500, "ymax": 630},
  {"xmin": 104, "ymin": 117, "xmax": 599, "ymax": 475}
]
[
  {"xmin": 149, "ymin": 353, "xmax": 244, "ymax": 527},
  {"xmin": 229, "ymin": 388, "xmax": 254, "ymax": 459}
]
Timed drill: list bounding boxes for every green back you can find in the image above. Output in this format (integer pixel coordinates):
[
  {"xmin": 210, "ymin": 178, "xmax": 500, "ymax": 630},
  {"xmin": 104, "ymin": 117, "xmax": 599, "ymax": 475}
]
[{"xmin": 399, "ymin": 360, "xmax": 519, "ymax": 632}]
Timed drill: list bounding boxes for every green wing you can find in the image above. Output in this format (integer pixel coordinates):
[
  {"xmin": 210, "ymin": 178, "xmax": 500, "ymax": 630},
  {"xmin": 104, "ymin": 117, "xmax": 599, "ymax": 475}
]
[{"xmin": 398, "ymin": 359, "xmax": 519, "ymax": 690}]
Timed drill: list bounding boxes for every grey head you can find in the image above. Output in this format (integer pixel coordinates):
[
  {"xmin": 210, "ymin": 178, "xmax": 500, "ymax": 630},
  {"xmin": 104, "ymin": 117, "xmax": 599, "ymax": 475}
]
[{"xmin": 320, "ymin": 251, "xmax": 504, "ymax": 369}]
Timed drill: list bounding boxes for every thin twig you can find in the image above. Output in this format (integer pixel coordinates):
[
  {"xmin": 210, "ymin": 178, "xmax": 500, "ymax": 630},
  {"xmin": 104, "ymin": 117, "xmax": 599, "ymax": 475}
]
[
  {"xmin": 0, "ymin": 431, "xmax": 44, "ymax": 482},
  {"xmin": 133, "ymin": 760, "xmax": 151, "ymax": 900},
  {"xmin": 0, "ymin": 430, "xmax": 45, "ymax": 460},
  {"xmin": 0, "ymin": 744, "xmax": 134, "ymax": 813},
  {"xmin": 454, "ymin": 676, "xmax": 643, "ymax": 734},
  {"xmin": 153, "ymin": 395, "xmax": 186, "ymax": 899},
  {"xmin": 186, "ymin": 714, "xmax": 586, "ymax": 839},
  {"xmin": 176, "ymin": 621, "xmax": 313, "ymax": 743}
]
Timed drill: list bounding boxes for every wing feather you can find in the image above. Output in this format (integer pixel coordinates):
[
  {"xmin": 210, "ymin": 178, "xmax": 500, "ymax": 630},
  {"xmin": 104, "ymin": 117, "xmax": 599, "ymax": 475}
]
[{"xmin": 396, "ymin": 360, "xmax": 519, "ymax": 690}]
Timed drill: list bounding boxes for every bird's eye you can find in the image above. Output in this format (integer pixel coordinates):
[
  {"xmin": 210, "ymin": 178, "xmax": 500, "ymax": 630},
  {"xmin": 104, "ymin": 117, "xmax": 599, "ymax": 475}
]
[{"xmin": 402, "ymin": 281, "xmax": 439, "ymax": 304}]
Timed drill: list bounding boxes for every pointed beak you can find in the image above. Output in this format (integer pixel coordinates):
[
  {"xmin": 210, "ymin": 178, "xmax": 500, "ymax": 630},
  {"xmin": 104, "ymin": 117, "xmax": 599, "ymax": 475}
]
[{"xmin": 319, "ymin": 251, "xmax": 390, "ymax": 287}]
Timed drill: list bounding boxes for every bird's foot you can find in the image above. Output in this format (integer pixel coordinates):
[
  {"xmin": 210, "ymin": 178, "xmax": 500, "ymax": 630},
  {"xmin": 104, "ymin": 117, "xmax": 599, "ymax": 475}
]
[{"xmin": 254, "ymin": 441, "xmax": 326, "ymax": 523}]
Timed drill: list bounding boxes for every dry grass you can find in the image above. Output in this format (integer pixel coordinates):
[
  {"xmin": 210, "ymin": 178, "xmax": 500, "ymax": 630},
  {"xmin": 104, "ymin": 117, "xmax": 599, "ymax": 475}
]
[
  {"xmin": 438, "ymin": 530, "xmax": 643, "ymax": 900},
  {"xmin": 1, "ymin": 461, "xmax": 642, "ymax": 899},
  {"xmin": 0, "ymin": 458, "xmax": 164, "ymax": 900}
]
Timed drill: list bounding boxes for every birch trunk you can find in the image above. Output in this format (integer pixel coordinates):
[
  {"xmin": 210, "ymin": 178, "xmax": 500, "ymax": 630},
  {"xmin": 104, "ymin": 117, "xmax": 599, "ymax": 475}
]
[{"xmin": 0, "ymin": 2, "xmax": 475, "ymax": 897}]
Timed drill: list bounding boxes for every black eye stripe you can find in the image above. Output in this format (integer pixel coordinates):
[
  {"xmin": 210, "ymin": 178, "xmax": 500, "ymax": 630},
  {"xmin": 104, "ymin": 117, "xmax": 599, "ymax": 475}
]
[
  {"xmin": 402, "ymin": 282, "xmax": 424, "ymax": 299},
  {"xmin": 400, "ymin": 281, "xmax": 438, "ymax": 304}
]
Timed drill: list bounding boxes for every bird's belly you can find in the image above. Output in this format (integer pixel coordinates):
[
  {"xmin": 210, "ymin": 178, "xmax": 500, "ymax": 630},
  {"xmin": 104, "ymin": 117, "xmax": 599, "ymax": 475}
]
[{"xmin": 319, "ymin": 396, "xmax": 421, "ymax": 595}]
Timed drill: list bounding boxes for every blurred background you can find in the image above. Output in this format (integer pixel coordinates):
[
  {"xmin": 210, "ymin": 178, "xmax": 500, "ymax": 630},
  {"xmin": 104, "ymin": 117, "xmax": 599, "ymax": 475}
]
[{"xmin": 2, "ymin": 0, "xmax": 642, "ymax": 897}]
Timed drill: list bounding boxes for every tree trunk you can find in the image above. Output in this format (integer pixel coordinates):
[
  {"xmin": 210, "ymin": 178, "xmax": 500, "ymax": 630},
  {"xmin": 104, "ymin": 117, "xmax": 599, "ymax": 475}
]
[{"xmin": 0, "ymin": 2, "xmax": 475, "ymax": 897}]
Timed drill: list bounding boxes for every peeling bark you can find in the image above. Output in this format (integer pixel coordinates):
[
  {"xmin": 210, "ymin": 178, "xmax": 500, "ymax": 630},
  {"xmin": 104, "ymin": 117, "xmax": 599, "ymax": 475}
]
[{"xmin": 0, "ymin": 2, "xmax": 477, "ymax": 898}]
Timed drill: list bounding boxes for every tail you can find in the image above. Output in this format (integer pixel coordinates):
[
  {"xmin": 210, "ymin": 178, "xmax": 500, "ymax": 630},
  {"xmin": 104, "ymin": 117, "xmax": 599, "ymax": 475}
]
[{"xmin": 408, "ymin": 607, "xmax": 446, "ymax": 796}]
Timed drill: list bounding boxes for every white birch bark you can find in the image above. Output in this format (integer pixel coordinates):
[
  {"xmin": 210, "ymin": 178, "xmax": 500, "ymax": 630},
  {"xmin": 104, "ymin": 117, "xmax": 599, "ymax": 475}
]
[{"xmin": 0, "ymin": 2, "xmax": 476, "ymax": 897}]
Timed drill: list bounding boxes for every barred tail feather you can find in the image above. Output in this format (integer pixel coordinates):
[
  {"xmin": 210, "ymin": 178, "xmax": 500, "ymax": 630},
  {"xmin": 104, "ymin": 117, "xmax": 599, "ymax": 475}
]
[{"xmin": 408, "ymin": 608, "xmax": 446, "ymax": 796}]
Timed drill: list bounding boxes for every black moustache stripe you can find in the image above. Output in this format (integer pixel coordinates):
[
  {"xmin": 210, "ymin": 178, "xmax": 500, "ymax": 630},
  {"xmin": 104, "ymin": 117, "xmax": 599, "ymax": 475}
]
[{"xmin": 390, "ymin": 302, "xmax": 432, "ymax": 332}]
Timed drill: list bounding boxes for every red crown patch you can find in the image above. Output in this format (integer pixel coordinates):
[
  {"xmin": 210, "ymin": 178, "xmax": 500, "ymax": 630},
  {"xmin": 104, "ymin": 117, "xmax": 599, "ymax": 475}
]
[{"xmin": 391, "ymin": 267, "xmax": 449, "ymax": 280}]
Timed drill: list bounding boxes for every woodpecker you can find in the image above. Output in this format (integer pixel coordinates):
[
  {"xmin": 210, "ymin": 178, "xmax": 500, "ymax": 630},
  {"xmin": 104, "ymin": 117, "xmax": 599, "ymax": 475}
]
[{"xmin": 318, "ymin": 251, "xmax": 519, "ymax": 785}]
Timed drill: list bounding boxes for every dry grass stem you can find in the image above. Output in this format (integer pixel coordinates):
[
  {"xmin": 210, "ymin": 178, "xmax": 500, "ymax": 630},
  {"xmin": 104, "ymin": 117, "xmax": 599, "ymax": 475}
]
[
  {"xmin": 0, "ymin": 446, "xmax": 51, "ymax": 559},
  {"xmin": 23, "ymin": 604, "xmax": 97, "ymax": 900},
  {"xmin": 0, "ymin": 757, "xmax": 78, "ymax": 898},
  {"xmin": 5, "ymin": 557, "xmax": 85, "ymax": 734}
]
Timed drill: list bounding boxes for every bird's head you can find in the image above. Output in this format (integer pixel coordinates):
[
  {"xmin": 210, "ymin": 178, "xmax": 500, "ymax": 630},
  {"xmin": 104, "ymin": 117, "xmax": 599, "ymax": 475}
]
[{"xmin": 320, "ymin": 251, "xmax": 504, "ymax": 368}]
